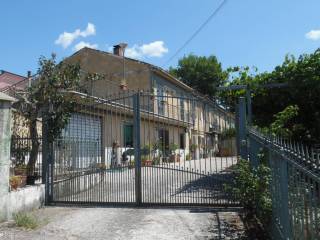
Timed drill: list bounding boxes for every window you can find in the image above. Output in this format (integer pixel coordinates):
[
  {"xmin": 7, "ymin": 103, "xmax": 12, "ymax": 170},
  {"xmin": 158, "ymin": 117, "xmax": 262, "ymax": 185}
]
[
  {"xmin": 180, "ymin": 98, "xmax": 185, "ymax": 121},
  {"xmin": 179, "ymin": 133, "xmax": 185, "ymax": 149},
  {"xmin": 123, "ymin": 124, "xmax": 133, "ymax": 147},
  {"xmin": 158, "ymin": 128, "xmax": 169, "ymax": 155},
  {"xmin": 61, "ymin": 113, "xmax": 102, "ymax": 168},
  {"xmin": 158, "ymin": 88, "xmax": 165, "ymax": 116}
]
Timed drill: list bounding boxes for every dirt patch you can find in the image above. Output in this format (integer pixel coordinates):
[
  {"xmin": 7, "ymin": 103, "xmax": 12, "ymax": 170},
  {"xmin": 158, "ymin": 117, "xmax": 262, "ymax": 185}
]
[{"xmin": 0, "ymin": 207, "xmax": 249, "ymax": 240}]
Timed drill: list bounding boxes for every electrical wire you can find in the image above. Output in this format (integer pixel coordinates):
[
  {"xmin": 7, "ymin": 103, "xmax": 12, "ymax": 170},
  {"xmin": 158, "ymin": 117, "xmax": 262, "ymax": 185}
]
[{"xmin": 163, "ymin": 0, "xmax": 228, "ymax": 67}]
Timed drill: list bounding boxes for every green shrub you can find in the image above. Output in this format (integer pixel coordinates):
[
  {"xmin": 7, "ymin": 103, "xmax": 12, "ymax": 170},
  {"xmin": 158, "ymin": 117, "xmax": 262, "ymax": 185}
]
[
  {"xmin": 14, "ymin": 212, "xmax": 39, "ymax": 229},
  {"xmin": 225, "ymin": 154, "xmax": 272, "ymax": 225},
  {"xmin": 220, "ymin": 127, "xmax": 236, "ymax": 140}
]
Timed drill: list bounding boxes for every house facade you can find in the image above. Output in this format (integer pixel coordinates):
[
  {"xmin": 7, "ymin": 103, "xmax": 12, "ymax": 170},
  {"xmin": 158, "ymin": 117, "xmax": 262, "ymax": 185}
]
[{"xmin": 58, "ymin": 46, "xmax": 235, "ymax": 168}]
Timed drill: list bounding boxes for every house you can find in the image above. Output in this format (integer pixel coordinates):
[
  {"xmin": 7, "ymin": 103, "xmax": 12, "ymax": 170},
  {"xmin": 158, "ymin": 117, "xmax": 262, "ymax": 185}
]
[
  {"xmin": 59, "ymin": 45, "xmax": 235, "ymax": 168},
  {"xmin": 0, "ymin": 70, "xmax": 30, "ymax": 92}
]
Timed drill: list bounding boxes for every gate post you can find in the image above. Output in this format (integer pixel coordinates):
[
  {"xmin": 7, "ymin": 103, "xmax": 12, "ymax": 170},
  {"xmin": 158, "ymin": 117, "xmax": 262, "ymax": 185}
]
[
  {"xmin": 133, "ymin": 93, "xmax": 142, "ymax": 205},
  {"xmin": 43, "ymin": 106, "xmax": 54, "ymax": 205},
  {"xmin": 0, "ymin": 94, "xmax": 15, "ymax": 221},
  {"xmin": 236, "ymin": 97, "xmax": 247, "ymax": 160}
]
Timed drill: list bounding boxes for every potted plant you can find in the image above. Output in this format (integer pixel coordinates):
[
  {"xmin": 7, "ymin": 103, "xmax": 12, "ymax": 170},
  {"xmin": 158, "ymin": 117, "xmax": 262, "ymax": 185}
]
[
  {"xmin": 128, "ymin": 160, "xmax": 135, "ymax": 169},
  {"xmin": 10, "ymin": 176, "xmax": 21, "ymax": 190},
  {"xmin": 141, "ymin": 145, "xmax": 152, "ymax": 166},
  {"xmin": 97, "ymin": 163, "xmax": 106, "ymax": 170},
  {"xmin": 14, "ymin": 164, "xmax": 28, "ymax": 176},
  {"xmin": 10, "ymin": 175, "xmax": 26, "ymax": 190},
  {"xmin": 152, "ymin": 156, "xmax": 160, "ymax": 165},
  {"xmin": 190, "ymin": 143, "xmax": 198, "ymax": 159},
  {"xmin": 169, "ymin": 143, "xmax": 179, "ymax": 162}
]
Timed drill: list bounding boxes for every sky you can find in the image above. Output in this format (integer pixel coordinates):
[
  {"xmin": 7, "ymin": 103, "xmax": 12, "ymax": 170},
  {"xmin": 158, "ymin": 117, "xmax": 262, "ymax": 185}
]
[{"xmin": 1, "ymin": 0, "xmax": 320, "ymax": 77}]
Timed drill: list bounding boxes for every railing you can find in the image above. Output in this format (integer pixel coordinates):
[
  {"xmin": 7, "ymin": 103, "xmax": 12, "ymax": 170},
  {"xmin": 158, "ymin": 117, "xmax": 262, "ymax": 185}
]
[
  {"xmin": 10, "ymin": 137, "xmax": 43, "ymax": 181},
  {"xmin": 248, "ymin": 128, "xmax": 320, "ymax": 240}
]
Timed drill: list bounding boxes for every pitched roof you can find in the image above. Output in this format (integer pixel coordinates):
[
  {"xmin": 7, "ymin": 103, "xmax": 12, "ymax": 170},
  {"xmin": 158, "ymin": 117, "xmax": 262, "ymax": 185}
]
[
  {"xmin": 0, "ymin": 70, "xmax": 27, "ymax": 90},
  {"xmin": 68, "ymin": 47, "xmax": 194, "ymax": 92},
  {"xmin": 66, "ymin": 47, "xmax": 232, "ymax": 116}
]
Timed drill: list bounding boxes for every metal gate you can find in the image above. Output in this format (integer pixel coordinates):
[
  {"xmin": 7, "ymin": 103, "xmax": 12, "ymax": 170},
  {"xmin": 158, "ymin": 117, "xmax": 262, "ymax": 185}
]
[{"xmin": 45, "ymin": 91, "xmax": 239, "ymax": 206}]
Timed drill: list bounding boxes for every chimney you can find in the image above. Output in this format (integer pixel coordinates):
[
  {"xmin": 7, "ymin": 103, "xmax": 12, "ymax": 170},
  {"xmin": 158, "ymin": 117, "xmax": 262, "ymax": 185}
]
[
  {"xmin": 113, "ymin": 43, "xmax": 127, "ymax": 56},
  {"xmin": 27, "ymin": 71, "xmax": 32, "ymax": 87}
]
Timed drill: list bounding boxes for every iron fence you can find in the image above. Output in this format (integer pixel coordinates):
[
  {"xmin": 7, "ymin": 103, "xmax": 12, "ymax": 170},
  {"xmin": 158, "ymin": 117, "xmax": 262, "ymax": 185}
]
[
  {"xmin": 248, "ymin": 128, "xmax": 320, "ymax": 240},
  {"xmin": 44, "ymin": 91, "xmax": 239, "ymax": 206},
  {"xmin": 10, "ymin": 137, "xmax": 43, "ymax": 182}
]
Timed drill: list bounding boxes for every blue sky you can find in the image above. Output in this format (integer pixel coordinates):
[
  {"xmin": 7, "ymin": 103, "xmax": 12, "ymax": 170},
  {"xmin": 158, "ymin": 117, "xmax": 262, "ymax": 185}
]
[{"xmin": 1, "ymin": 0, "xmax": 320, "ymax": 76}]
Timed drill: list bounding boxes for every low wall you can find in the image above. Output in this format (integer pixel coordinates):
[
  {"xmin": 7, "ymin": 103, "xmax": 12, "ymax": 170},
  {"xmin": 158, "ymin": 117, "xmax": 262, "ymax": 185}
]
[
  {"xmin": 53, "ymin": 172, "xmax": 102, "ymax": 200},
  {"xmin": 0, "ymin": 184, "xmax": 45, "ymax": 222}
]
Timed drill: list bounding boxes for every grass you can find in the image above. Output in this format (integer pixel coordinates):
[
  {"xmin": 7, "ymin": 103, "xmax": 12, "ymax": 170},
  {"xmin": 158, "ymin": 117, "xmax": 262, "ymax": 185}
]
[{"xmin": 13, "ymin": 212, "xmax": 39, "ymax": 230}]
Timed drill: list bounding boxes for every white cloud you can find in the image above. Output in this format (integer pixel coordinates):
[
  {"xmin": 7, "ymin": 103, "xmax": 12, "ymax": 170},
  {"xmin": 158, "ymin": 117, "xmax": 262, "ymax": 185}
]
[
  {"xmin": 305, "ymin": 29, "xmax": 320, "ymax": 41},
  {"xmin": 125, "ymin": 45, "xmax": 143, "ymax": 59},
  {"xmin": 73, "ymin": 41, "xmax": 98, "ymax": 51},
  {"xmin": 140, "ymin": 41, "xmax": 168, "ymax": 57},
  {"xmin": 125, "ymin": 41, "xmax": 168, "ymax": 59},
  {"xmin": 55, "ymin": 23, "xmax": 96, "ymax": 48}
]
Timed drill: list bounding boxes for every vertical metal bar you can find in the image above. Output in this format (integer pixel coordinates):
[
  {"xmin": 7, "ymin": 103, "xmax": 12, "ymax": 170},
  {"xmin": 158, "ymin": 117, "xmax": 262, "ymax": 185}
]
[
  {"xmin": 279, "ymin": 150, "xmax": 292, "ymax": 239},
  {"xmin": 133, "ymin": 93, "xmax": 142, "ymax": 205},
  {"xmin": 43, "ymin": 110, "xmax": 53, "ymax": 205},
  {"xmin": 246, "ymin": 87, "xmax": 252, "ymax": 126},
  {"xmin": 237, "ymin": 97, "xmax": 247, "ymax": 160}
]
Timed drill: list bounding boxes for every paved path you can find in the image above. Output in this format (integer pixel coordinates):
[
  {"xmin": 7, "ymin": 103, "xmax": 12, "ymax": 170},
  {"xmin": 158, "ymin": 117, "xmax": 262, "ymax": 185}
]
[{"xmin": 0, "ymin": 207, "xmax": 247, "ymax": 240}]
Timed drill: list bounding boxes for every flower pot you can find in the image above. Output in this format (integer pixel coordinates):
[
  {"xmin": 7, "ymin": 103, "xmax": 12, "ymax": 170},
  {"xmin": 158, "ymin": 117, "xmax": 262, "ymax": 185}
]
[
  {"xmin": 10, "ymin": 175, "xmax": 26, "ymax": 190},
  {"xmin": 14, "ymin": 167, "xmax": 27, "ymax": 176},
  {"xmin": 19, "ymin": 175, "xmax": 27, "ymax": 188},
  {"xmin": 10, "ymin": 177, "xmax": 19, "ymax": 190},
  {"xmin": 145, "ymin": 160, "xmax": 152, "ymax": 166}
]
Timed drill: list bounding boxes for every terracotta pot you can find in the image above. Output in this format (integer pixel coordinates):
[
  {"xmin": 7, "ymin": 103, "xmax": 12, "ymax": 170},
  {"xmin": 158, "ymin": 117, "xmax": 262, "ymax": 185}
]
[
  {"xmin": 10, "ymin": 175, "xmax": 26, "ymax": 190},
  {"xmin": 145, "ymin": 160, "xmax": 152, "ymax": 166},
  {"xmin": 10, "ymin": 180, "xmax": 19, "ymax": 190},
  {"xmin": 19, "ymin": 175, "xmax": 27, "ymax": 188},
  {"xmin": 14, "ymin": 167, "xmax": 27, "ymax": 176}
]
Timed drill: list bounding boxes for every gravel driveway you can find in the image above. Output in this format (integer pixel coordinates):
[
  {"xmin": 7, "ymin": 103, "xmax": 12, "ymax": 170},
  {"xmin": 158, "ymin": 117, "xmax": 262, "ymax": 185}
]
[{"xmin": 0, "ymin": 207, "xmax": 247, "ymax": 240}]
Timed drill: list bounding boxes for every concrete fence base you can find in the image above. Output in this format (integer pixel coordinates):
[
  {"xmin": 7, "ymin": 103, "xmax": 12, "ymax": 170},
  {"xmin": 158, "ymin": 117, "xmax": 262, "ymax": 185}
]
[{"xmin": 0, "ymin": 184, "xmax": 45, "ymax": 222}]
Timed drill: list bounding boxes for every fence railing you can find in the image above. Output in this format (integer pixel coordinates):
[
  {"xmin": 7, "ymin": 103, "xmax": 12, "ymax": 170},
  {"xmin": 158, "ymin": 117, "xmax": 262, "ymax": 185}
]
[
  {"xmin": 248, "ymin": 127, "xmax": 320, "ymax": 240},
  {"xmin": 10, "ymin": 137, "xmax": 43, "ymax": 182}
]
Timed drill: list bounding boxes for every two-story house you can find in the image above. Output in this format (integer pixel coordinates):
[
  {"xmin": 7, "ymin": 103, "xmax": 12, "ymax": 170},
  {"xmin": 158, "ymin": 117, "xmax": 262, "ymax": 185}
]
[{"xmin": 59, "ymin": 45, "xmax": 235, "ymax": 167}]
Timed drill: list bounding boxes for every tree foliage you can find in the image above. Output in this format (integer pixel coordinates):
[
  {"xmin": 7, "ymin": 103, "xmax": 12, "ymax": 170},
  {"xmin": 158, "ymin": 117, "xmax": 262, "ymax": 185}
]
[
  {"xmin": 270, "ymin": 105, "xmax": 299, "ymax": 137},
  {"xmin": 15, "ymin": 54, "xmax": 100, "ymax": 175},
  {"xmin": 169, "ymin": 54, "xmax": 228, "ymax": 96},
  {"xmin": 220, "ymin": 49, "xmax": 320, "ymax": 143}
]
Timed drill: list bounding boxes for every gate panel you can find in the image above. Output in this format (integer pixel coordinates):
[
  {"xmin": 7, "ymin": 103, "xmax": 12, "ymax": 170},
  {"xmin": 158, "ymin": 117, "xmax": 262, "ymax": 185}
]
[
  {"xmin": 51, "ymin": 93, "xmax": 137, "ymax": 204},
  {"xmin": 138, "ymin": 93, "xmax": 238, "ymax": 206},
  {"xmin": 47, "ymin": 91, "xmax": 238, "ymax": 206}
]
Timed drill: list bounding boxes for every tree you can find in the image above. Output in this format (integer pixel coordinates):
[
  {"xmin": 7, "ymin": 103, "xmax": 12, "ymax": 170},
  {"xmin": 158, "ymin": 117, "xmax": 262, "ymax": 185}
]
[
  {"xmin": 220, "ymin": 49, "xmax": 320, "ymax": 143},
  {"xmin": 169, "ymin": 54, "xmax": 227, "ymax": 97},
  {"xmin": 14, "ymin": 54, "xmax": 99, "ymax": 176}
]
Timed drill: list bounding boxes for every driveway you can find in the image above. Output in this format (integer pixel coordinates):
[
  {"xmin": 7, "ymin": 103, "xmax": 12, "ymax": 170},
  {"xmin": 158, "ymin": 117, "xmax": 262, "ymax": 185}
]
[
  {"xmin": 0, "ymin": 207, "xmax": 247, "ymax": 240},
  {"xmin": 54, "ymin": 157, "xmax": 238, "ymax": 205}
]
